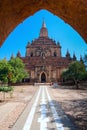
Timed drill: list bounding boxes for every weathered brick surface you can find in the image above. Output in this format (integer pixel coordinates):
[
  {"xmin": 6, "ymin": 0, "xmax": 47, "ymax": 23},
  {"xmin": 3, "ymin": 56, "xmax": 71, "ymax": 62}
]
[{"xmin": 0, "ymin": 0, "xmax": 87, "ymax": 46}]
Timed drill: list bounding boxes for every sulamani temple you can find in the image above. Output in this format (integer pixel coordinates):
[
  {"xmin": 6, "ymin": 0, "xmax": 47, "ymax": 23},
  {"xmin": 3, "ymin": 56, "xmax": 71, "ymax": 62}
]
[{"xmin": 16, "ymin": 20, "xmax": 77, "ymax": 83}]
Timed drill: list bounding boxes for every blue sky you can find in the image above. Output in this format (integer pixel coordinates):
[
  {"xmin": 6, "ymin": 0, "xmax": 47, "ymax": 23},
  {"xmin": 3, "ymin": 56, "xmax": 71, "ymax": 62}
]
[{"xmin": 0, "ymin": 9, "xmax": 87, "ymax": 60}]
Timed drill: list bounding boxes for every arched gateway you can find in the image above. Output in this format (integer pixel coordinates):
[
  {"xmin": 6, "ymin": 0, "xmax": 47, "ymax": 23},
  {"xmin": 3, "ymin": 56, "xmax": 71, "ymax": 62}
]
[
  {"xmin": 0, "ymin": 0, "xmax": 87, "ymax": 46},
  {"xmin": 41, "ymin": 72, "xmax": 46, "ymax": 83}
]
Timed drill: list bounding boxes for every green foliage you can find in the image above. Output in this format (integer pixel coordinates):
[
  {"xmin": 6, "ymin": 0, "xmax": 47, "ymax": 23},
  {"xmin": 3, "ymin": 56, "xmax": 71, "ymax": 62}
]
[
  {"xmin": 61, "ymin": 61, "xmax": 87, "ymax": 89},
  {"xmin": 0, "ymin": 59, "xmax": 12, "ymax": 83},
  {"xmin": 68, "ymin": 61, "xmax": 86, "ymax": 80},
  {"xmin": 0, "ymin": 86, "xmax": 14, "ymax": 101},
  {"xmin": 9, "ymin": 57, "xmax": 28, "ymax": 83},
  {"xmin": 83, "ymin": 54, "xmax": 87, "ymax": 68},
  {"xmin": 0, "ymin": 86, "xmax": 13, "ymax": 92},
  {"xmin": 0, "ymin": 57, "xmax": 28, "ymax": 84}
]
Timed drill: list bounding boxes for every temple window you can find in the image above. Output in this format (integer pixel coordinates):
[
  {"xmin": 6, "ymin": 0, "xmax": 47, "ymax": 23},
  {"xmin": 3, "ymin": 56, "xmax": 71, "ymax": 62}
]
[
  {"xmin": 30, "ymin": 52, "xmax": 33, "ymax": 57},
  {"xmin": 54, "ymin": 52, "xmax": 57, "ymax": 57}
]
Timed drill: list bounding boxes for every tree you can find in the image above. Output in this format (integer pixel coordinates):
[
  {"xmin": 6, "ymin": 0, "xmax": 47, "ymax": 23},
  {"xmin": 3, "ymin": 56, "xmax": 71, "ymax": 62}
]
[
  {"xmin": 0, "ymin": 59, "xmax": 14, "ymax": 100},
  {"xmin": 0, "ymin": 57, "xmax": 28, "ymax": 101},
  {"xmin": 0, "ymin": 59, "xmax": 12, "ymax": 84},
  {"xmin": 82, "ymin": 54, "xmax": 87, "ymax": 80},
  {"xmin": 84, "ymin": 54, "xmax": 87, "ymax": 68},
  {"xmin": 61, "ymin": 61, "xmax": 87, "ymax": 89},
  {"xmin": 9, "ymin": 57, "xmax": 28, "ymax": 83},
  {"xmin": 0, "ymin": 57, "xmax": 28, "ymax": 85},
  {"xmin": 0, "ymin": 86, "xmax": 13, "ymax": 100}
]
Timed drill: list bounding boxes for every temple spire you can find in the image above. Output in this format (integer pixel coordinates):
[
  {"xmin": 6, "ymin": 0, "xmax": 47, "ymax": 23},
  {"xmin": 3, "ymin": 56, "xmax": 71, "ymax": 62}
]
[
  {"xmin": 73, "ymin": 52, "xmax": 77, "ymax": 61},
  {"xmin": 39, "ymin": 19, "xmax": 48, "ymax": 37},
  {"xmin": 66, "ymin": 49, "xmax": 71, "ymax": 60},
  {"xmin": 42, "ymin": 18, "xmax": 46, "ymax": 28},
  {"xmin": 17, "ymin": 51, "xmax": 21, "ymax": 57}
]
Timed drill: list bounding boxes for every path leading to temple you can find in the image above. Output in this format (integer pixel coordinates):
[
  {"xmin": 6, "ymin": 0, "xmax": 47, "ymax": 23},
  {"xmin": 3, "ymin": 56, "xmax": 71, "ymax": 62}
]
[{"xmin": 11, "ymin": 85, "xmax": 76, "ymax": 130}]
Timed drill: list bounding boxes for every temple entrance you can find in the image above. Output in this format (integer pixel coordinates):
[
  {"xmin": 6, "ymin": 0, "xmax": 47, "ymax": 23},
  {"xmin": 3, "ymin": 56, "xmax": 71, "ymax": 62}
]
[{"xmin": 41, "ymin": 73, "xmax": 46, "ymax": 83}]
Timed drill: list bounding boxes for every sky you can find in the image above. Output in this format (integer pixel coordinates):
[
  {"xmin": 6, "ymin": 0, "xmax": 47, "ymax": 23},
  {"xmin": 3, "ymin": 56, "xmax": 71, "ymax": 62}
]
[{"xmin": 0, "ymin": 9, "xmax": 87, "ymax": 60}]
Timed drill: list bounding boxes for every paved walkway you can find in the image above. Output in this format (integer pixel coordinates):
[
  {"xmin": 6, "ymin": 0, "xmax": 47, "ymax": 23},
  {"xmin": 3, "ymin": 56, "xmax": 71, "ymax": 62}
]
[{"xmin": 11, "ymin": 85, "xmax": 76, "ymax": 130}]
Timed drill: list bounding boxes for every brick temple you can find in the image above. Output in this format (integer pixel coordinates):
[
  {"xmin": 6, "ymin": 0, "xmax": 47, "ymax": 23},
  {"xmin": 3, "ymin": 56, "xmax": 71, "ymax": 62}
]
[{"xmin": 17, "ymin": 20, "xmax": 77, "ymax": 83}]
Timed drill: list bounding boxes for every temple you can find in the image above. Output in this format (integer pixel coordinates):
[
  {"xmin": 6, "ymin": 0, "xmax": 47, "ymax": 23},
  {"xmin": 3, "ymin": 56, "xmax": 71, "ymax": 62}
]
[{"xmin": 16, "ymin": 20, "xmax": 77, "ymax": 83}]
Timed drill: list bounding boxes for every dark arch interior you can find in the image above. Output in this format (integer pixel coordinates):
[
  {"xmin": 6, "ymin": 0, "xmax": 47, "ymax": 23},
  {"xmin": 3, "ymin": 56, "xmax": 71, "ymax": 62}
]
[{"xmin": 41, "ymin": 73, "xmax": 46, "ymax": 83}]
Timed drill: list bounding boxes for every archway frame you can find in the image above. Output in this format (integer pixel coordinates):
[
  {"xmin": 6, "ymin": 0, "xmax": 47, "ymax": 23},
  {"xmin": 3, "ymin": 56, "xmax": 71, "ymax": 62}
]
[{"xmin": 0, "ymin": 0, "xmax": 87, "ymax": 46}]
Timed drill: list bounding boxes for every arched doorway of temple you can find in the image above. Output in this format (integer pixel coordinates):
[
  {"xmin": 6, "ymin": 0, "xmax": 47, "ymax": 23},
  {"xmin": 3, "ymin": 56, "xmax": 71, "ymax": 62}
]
[{"xmin": 41, "ymin": 72, "xmax": 46, "ymax": 83}]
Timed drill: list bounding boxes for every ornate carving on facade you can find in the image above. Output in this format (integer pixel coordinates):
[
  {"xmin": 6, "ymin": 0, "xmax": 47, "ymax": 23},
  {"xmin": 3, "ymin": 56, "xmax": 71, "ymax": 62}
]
[{"xmin": 18, "ymin": 20, "xmax": 77, "ymax": 83}]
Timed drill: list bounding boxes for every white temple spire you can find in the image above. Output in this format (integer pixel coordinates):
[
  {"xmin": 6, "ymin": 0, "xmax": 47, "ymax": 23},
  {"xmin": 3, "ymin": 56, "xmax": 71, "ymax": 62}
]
[
  {"xmin": 39, "ymin": 19, "xmax": 48, "ymax": 37},
  {"xmin": 42, "ymin": 18, "xmax": 46, "ymax": 28}
]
